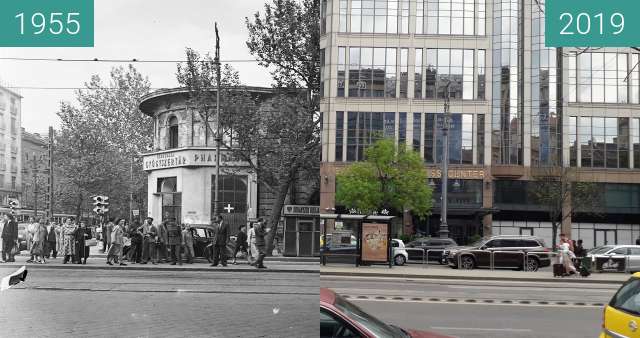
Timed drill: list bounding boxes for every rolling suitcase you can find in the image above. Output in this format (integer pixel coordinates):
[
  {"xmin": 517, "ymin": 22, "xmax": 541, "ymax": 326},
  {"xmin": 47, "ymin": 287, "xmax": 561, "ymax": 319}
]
[{"xmin": 553, "ymin": 263, "xmax": 564, "ymax": 277}]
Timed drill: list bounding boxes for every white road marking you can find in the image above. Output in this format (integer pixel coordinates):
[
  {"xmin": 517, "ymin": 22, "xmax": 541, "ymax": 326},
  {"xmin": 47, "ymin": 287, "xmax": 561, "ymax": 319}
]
[
  {"xmin": 350, "ymin": 297, "xmax": 604, "ymax": 308},
  {"xmin": 431, "ymin": 327, "xmax": 533, "ymax": 332}
]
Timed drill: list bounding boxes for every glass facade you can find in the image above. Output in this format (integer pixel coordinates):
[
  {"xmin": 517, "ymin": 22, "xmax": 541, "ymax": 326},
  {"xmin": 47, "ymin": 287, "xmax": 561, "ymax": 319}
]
[
  {"xmin": 491, "ymin": 0, "xmax": 521, "ymax": 165},
  {"xmin": 575, "ymin": 116, "xmax": 630, "ymax": 169},
  {"xmin": 633, "ymin": 118, "xmax": 640, "ymax": 169},
  {"xmin": 338, "ymin": 47, "xmax": 346, "ymax": 97},
  {"xmin": 531, "ymin": 4, "xmax": 560, "ymax": 166},
  {"xmin": 423, "ymin": 48, "xmax": 480, "ymax": 100},
  {"xmin": 423, "ymin": 113, "xmax": 474, "ymax": 164},
  {"xmin": 415, "ymin": 49, "xmax": 423, "ymax": 99},
  {"xmin": 416, "ymin": 0, "xmax": 485, "ymax": 35},
  {"xmin": 430, "ymin": 179, "xmax": 483, "ymax": 207},
  {"xmin": 350, "ymin": 0, "xmax": 409, "ymax": 34},
  {"xmin": 398, "ymin": 112, "xmax": 407, "ymax": 146},
  {"xmin": 413, "ymin": 112, "xmax": 421, "ymax": 152},
  {"xmin": 569, "ymin": 52, "xmax": 633, "ymax": 104},
  {"xmin": 336, "ymin": 111, "xmax": 344, "ymax": 161},
  {"xmin": 346, "ymin": 111, "xmax": 396, "ymax": 161},
  {"xmin": 348, "ymin": 47, "xmax": 398, "ymax": 98}
]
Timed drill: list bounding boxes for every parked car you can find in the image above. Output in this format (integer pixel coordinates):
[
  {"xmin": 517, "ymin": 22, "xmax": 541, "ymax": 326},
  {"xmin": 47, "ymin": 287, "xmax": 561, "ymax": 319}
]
[
  {"xmin": 600, "ymin": 272, "xmax": 640, "ymax": 338},
  {"xmin": 406, "ymin": 237, "xmax": 458, "ymax": 263},
  {"xmin": 586, "ymin": 245, "xmax": 640, "ymax": 273},
  {"xmin": 320, "ymin": 238, "xmax": 408, "ymax": 266},
  {"xmin": 17, "ymin": 224, "xmax": 27, "ymax": 251},
  {"xmin": 321, "ymin": 288, "xmax": 451, "ymax": 338},
  {"xmin": 444, "ymin": 235, "xmax": 551, "ymax": 271}
]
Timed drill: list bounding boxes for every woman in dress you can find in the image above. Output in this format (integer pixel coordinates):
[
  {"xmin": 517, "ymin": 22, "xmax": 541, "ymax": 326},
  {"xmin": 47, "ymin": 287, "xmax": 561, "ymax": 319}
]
[
  {"xmin": 107, "ymin": 219, "xmax": 126, "ymax": 266},
  {"xmin": 31, "ymin": 218, "xmax": 48, "ymax": 264},
  {"xmin": 55, "ymin": 222, "xmax": 63, "ymax": 258},
  {"xmin": 61, "ymin": 218, "xmax": 78, "ymax": 264},
  {"xmin": 74, "ymin": 221, "xmax": 91, "ymax": 264}
]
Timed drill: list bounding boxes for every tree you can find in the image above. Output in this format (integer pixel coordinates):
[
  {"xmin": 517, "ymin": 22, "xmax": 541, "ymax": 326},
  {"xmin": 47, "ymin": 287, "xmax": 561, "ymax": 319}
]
[
  {"xmin": 176, "ymin": 0, "xmax": 320, "ymax": 253},
  {"xmin": 336, "ymin": 138, "xmax": 433, "ymax": 219},
  {"xmin": 529, "ymin": 166, "xmax": 600, "ymax": 250},
  {"xmin": 55, "ymin": 65, "xmax": 152, "ymax": 220}
]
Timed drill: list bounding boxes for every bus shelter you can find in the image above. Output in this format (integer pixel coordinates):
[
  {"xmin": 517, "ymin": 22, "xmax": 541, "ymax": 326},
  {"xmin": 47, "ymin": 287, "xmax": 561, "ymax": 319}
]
[{"xmin": 320, "ymin": 214, "xmax": 395, "ymax": 268}]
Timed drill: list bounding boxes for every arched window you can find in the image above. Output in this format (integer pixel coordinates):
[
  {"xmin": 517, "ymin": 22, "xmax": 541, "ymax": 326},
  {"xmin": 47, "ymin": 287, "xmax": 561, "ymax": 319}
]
[{"xmin": 168, "ymin": 116, "xmax": 179, "ymax": 149}]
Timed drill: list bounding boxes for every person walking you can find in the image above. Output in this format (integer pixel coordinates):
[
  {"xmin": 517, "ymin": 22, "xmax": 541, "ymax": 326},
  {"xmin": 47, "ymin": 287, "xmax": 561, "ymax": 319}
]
[
  {"xmin": 231, "ymin": 225, "xmax": 248, "ymax": 265},
  {"xmin": 157, "ymin": 220, "xmax": 168, "ymax": 263},
  {"xmin": 140, "ymin": 218, "xmax": 157, "ymax": 264},
  {"xmin": 104, "ymin": 220, "xmax": 114, "ymax": 254},
  {"xmin": 61, "ymin": 218, "xmax": 77, "ymax": 264},
  {"xmin": 29, "ymin": 218, "xmax": 48, "ymax": 264},
  {"xmin": 1, "ymin": 214, "xmax": 18, "ymax": 263},
  {"xmin": 210, "ymin": 215, "xmax": 228, "ymax": 267},
  {"xmin": 26, "ymin": 217, "xmax": 37, "ymax": 263},
  {"xmin": 247, "ymin": 222, "xmax": 257, "ymax": 265},
  {"xmin": 107, "ymin": 219, "xmax": 126, "ymax": 266},
  {"xmin": 182, "ymin": 224, "xmax": 194, "ymax": 264},
  {"xmin": 127, "ymin": 221, "xmax": 143, "ymax": 264},
  {"xmin": 45, "ymin": 221, "xmax": 57, "ymax": 259},
  {"xmin": 74, "ymin": 222, "xmax": 91, "ymax": 265},
  {"xmin": 253, "ymin": 219, "xmax": 268, "ymax": 269},
  {"xmin": 165, "ymin": 218, "xmax": 182, "ymax": 265}
]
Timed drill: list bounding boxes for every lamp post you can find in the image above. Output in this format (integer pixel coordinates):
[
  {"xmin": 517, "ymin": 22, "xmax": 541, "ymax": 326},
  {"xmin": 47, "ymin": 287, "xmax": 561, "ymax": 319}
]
[
  {"xmin": 212, "ymin": 22, "xmax": 222, "ymax": 219},
  {"xmin": 439, "ymin": 81, "xmax": 451, "ymax": 239}
]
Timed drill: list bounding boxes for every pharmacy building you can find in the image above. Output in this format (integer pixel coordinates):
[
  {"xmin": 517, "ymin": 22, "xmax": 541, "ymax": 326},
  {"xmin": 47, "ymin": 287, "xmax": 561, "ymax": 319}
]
[
  {"xmin": 139, "ymin": 87, "xmax": 320, "ymax": 256},
  {"xmin": 319, "ymin": 0, "xmax": 640, "ymax": 248}
]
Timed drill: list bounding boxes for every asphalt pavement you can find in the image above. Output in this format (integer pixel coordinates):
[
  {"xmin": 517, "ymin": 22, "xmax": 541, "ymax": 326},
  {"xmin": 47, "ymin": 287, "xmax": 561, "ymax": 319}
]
[
  {"xmin": 321, "ymin": 274, "xmax": 617, "ymax": 338},
  {"xmin": 0, "ymin": 266, "xmax": 319, "ymax": 338}
]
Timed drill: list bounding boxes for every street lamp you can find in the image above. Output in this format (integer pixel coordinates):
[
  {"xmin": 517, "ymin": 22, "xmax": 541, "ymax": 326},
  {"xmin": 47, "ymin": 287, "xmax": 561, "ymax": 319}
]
[{"xmin": 439, "ymin": 80, "xmax": 452, "ymax": 239}]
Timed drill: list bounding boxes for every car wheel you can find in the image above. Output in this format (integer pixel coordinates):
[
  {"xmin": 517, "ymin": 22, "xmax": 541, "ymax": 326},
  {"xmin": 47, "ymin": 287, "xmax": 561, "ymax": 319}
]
[
  {"xmin": 460, "ymin": 255, "xmax": 475, "ymax": 270},
  {"xmin": 394, "ymin": 254, "xmax": 406, "ymax": 266},
  {"xmin": 525, "ymin": 257, "xmax": 539, "ymax": 272}
]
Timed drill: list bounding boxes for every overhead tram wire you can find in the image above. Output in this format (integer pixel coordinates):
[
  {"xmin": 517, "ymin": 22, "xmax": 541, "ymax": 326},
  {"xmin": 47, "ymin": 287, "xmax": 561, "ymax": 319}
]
[{"xmin": 0, "ymin": 57, "xmax": 317, "ymax": 63}]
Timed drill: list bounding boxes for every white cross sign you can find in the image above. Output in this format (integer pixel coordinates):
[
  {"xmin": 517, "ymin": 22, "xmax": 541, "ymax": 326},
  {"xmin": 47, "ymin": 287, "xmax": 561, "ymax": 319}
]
[{"xmin": 224, "ymin": 204, "xmax": 235, "ymax": 213}]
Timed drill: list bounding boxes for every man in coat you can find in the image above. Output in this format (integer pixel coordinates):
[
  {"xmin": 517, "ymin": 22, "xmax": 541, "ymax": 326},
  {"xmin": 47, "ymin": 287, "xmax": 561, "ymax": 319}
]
[
  {"xmin": 157, "ymin": 219, "xmax": 169, "ymax": 263},
  {"xmin": 1, "ymin": 214, "xmax": 18, "ymax": 262},
  {"xmin": 45, "ymin": 220, "xmax": 57, "ymax": 259},
  {"xmin": 210, "ymin": 215, "xmax": 229, "ymax": 267},
  {"xmin": 165, "ymin": 218, "xmax": 182, "ymax": 265},
  {"xmin": 252, "ymin": 218, "xmax": 268, "ymax": 269},
  {"xmin": 141, "ymin": 217, "xmax": 158, "ymax": 264}
]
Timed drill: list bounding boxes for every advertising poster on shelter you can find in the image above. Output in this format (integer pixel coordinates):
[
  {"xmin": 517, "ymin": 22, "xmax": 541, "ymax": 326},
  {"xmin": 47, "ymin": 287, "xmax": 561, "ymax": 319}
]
[{"xmin": 361, "ymin": 223, "xmax": 388, "ymax": 262}]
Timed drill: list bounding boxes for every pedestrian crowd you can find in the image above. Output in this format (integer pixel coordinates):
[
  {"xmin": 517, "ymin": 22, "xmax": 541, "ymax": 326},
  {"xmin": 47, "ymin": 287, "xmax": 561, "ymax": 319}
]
[
  {"xmin": 1, "ymin": 214, "xmax": 272, "ymax": 269},
  {"xmin": 0, "ymin": 215, "xmax": 93, "ymax": 264},
  {"xmin": 555, "ymin": 233, "xmax": 586, "ymax": 276}
]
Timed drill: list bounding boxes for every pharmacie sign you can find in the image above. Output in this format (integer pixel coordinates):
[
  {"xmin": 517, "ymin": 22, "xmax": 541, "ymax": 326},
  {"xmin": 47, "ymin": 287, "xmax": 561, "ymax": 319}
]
[{"xmin": 143, "ymin": 149, "xmax": 247, "ymax": 171}]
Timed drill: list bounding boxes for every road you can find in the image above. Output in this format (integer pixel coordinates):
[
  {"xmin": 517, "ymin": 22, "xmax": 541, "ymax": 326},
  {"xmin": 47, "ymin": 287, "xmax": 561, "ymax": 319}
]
[
  {"xmin": 321, "ymin": 275, "xmax": 620, "ymax": 338},
  {"xmin": 0, "ymin": 266, "xmax": 318, "ymax": 338}
]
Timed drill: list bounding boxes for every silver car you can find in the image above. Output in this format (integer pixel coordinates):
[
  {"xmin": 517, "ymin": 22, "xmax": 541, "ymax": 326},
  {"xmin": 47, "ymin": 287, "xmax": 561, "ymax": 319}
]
[{"xmin": 587, "ymin": 245, "xmax": 640, "ymax": 273}]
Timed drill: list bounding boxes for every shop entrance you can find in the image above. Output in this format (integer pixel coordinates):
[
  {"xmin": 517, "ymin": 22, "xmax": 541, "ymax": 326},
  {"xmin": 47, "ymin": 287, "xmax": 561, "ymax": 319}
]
[{"xmin": 284, "ymin": 216, "xmax": 320, "ymax": 257}]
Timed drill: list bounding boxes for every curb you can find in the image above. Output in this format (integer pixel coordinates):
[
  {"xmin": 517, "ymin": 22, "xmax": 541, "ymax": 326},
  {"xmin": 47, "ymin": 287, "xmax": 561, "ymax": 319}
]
[
  {"xmin": 0, "ymin": 263, "xmax": 320, "ymax": 274},
  {"xmin": 320, "ymin": 271, "xmax": 626, "ymax": 284}
]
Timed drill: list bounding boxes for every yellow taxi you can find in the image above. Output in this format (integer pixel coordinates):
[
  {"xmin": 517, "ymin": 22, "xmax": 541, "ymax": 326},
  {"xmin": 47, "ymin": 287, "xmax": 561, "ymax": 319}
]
[{"xmin": 601, "ymin": 272, "xmax": 640, "ymax": 338}]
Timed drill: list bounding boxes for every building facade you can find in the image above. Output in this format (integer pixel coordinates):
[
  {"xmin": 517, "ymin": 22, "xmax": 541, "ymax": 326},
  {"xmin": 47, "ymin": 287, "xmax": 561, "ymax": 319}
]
[
  {"xmin": 0, "ymin": 86, "xmax": 22, "ymax": 206},
  {"xmin": 139, "ymin": 87, "xmax": 320, "ymax": 256},
  {"xmin": 21, "ymin": 128, "xmax": 47, "ymax": 213},
  {"xmin": 320, "ymin": 0, "xmax": 640, "ymax": 248}
]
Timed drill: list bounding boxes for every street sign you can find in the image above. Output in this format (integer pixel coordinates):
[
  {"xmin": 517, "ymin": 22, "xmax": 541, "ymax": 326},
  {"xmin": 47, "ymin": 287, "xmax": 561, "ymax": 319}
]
[{"xmin": 132, "ymin": 209, "xmax": 139, "ymax": 216}]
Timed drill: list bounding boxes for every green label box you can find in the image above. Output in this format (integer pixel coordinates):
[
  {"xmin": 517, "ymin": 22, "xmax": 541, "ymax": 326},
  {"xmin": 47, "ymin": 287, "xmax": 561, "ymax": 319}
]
[
  {"xmin": 546, "ymin": 0, "xmax": 640, "ymax": 47},
  {"xmin": 0, "ymin": 0, "xmax": 94, "ymax": 47}
]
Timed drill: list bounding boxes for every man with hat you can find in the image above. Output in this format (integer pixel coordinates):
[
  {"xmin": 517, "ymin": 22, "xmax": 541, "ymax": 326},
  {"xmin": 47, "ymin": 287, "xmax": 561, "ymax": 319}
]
[
  {"xmin": 165, "ymin": 217, "xmax": 182, "ymax": 265},
  {"xmin": 210, "ymin": 215, "xmax": 229, "ymax": 267}
]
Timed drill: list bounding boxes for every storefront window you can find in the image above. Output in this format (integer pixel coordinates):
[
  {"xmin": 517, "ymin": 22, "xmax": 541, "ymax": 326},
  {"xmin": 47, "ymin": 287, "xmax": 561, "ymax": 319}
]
[
  {"xmin": 430, "ymin": 179, "xmax": 483, "ymax": 207},
  {"xmin": 212, "ymin": 175, "xmax": 248, "ymax": 214},
  {"xmin": 158, "ymin": 177, "xmax": 181, "ymax": 222}
]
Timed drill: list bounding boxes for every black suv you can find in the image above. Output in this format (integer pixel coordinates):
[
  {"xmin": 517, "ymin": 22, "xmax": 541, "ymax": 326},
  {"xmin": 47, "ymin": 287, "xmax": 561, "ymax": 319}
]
[
  {"xmin": 405, "ymin": 237, "xmax": 457, "ymax": 263},
  {"xmin": 445, "ymin": 235, "xmax": 551, "ymax": 271}
]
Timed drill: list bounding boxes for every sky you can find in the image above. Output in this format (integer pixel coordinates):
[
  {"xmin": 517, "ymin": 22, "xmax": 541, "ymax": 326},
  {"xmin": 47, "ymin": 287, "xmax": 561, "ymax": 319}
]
[{"xmin": 0, "ymin": 0, "xmax": 274, "ymax": 134}]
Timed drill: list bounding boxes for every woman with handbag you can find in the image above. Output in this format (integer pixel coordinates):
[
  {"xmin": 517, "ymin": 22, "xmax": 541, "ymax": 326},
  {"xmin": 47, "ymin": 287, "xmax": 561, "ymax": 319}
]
[{"xmin": 74, "ymin": 222, "xmax": 92, "ymax": 264}]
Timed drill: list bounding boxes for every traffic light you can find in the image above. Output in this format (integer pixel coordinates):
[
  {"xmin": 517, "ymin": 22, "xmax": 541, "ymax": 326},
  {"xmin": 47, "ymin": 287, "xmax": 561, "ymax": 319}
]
[
  {"xmin": 92, "ymin": 195, "xmax": 109, "ymax": 214},
  {"xmin": 8, "ymin": 199, "xmax": 18, "ymax": 214}
]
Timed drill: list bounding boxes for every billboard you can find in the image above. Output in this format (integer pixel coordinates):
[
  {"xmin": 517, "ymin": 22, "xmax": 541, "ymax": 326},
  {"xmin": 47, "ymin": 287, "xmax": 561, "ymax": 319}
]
[{"xmin": 361, "ymin": 223, "xmax": 388, "ymax": 262}]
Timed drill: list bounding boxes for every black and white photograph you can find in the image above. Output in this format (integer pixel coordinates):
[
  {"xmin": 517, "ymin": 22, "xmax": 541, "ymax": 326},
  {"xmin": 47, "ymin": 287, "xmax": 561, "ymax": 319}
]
[{"xmin": 0, "ymin": 1, "xmax": 319, "ymax": 337}]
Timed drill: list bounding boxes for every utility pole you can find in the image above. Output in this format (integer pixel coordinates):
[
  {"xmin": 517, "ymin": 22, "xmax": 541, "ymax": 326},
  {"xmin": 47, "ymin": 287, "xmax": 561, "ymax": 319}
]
[
  {"xmin": 48, "ymin": 127, "xmax": 54, "ymax": 221},
  {"xmin": 439, "ymin": 81, "xmax": 451, "ymax": 239},
  {"xmin": 213, "ymin": 22, "xmax": 221, "ymax": 219},
  {"xmin": 129, "ymin": 155, "xmax": 133, "ymax": 225}
]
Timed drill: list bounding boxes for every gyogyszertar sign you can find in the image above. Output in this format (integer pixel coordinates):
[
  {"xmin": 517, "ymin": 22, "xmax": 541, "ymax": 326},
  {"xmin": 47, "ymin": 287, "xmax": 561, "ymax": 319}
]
[{"xmin": 142, "ymin": 149, "xmax": 247, "ymax": 171}]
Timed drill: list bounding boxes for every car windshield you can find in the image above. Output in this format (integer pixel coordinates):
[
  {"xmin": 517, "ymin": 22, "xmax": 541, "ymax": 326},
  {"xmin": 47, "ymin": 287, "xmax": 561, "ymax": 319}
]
[
  {"xmin": 588, "ymin": 246, "xmax": 614, "ymax": 255},
  {"xmin": 469, "ymin": 238, "xmax": 487, "ymax": 247},
  {"xmin": 610, "ymin": 278, "xmax": 640, "ymax": 316},
  {"xmin": 334, "ymin": 294, "xmax": 407, "ymax": 338}
]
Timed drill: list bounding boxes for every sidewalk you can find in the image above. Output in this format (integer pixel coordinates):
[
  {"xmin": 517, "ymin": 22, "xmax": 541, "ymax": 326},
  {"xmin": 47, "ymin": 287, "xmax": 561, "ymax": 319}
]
[
  {"xmin": 1, "ymin": 255, "xmax": 319, "ymax": 273},
  {"xmin": 320, "ymin": 264, "xmax": 631, "ymax": 284}
]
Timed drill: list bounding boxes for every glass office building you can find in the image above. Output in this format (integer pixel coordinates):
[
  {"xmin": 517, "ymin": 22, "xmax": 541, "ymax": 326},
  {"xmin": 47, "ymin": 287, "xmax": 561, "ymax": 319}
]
[{"xmin": 320, "ymin": 0, "xmax": 640, "ymax": 246}]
